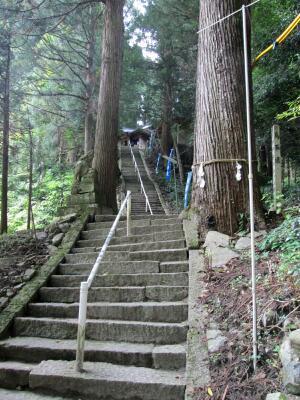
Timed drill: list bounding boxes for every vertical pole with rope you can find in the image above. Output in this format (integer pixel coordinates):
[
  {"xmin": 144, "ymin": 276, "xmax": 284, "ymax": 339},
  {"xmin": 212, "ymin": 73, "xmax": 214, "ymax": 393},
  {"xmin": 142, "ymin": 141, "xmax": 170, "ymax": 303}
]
[{"xmin": 242, "ymin": 4, "xmax": 257, "ymax": 372}]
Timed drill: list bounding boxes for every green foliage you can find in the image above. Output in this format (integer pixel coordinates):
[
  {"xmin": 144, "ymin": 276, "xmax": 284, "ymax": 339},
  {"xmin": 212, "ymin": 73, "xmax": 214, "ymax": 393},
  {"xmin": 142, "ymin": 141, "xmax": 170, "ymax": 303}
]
[
  {"xmin": 8, "ymin": 168, "xmax": 73, "ymax": 232},
  {"xmin": 277, "ymin": 95, "xmax": 300, "ymax": 121},
  {"xmin": 259, "ymin": 215, "xmax": 300, "ymax": 277}
]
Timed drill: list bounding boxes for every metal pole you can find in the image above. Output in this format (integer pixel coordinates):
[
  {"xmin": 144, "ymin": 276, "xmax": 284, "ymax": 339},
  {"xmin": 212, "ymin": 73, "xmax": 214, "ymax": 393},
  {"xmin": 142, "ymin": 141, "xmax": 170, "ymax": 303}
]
[
  {"xmin": 242, "ymin": 4, "xmax": 257, "ymax": 372},
  {"xmin": 127, "ymin": 191, "xmax": 131, "ymax": 236},
  {"xmin": 76, "ymin": 281, "xmax": 88, "ymax": 371}
]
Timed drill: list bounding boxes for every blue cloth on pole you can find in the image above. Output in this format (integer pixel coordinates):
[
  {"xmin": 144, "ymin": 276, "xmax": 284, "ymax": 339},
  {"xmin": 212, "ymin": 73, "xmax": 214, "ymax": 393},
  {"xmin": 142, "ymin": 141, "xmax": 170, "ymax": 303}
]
[
  {"xmin": 155, "ymin": 153, "xmax": 161, "ymax": 174},
  {"xmin": 166, "ymin": 149, "xmax": 174, "ymax": 182},
  {"xmin": 184, "ymin": 171, "xmax": 193, "ymax": 209}
]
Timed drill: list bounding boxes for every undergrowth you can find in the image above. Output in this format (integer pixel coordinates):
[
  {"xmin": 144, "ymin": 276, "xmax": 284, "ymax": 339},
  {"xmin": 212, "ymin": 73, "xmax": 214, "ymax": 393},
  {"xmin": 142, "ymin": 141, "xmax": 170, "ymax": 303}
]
[{"xmin": 8, "ymin": 167, "xmax": 73, "ymax": 232}]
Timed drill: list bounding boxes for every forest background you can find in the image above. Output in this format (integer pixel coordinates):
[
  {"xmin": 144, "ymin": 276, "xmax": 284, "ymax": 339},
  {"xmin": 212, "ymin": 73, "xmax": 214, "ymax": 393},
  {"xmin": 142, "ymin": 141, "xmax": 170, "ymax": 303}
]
[{"xmin": 0, "ymin": 0, "xmax": 299, "ymax": 233}]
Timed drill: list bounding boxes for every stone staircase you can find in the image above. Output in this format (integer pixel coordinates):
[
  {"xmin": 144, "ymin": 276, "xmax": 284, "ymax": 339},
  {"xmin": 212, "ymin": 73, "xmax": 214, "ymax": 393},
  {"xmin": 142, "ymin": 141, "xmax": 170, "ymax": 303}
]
[
  {"xmin": 0, "ymin": 150, "xmax": 189, "ymax": 399},
  {"xmin": 121, "ymin": 146, "xmax": 165, "ymax": 215}
]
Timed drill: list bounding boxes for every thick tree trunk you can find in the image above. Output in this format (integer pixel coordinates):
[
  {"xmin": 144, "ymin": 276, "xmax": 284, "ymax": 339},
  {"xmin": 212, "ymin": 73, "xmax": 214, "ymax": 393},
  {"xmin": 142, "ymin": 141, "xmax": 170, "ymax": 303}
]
[
  {"xmin": 191, "ymin": 0, "xmax": 263, "ymax": 235},
  {"xmin": 1, "ymin": 35, "xmax": 11, "ymax": 234},
  {"xmin": 84, "ymin": 8, "xmax": 97, "ymax": 154},
  {"xmin": 93, "ymin": 0, "xmax": 125, "ymax": 211},
  {"xmin": 27, "ymin": 128, "xmax": 33, "ymax": 230}
]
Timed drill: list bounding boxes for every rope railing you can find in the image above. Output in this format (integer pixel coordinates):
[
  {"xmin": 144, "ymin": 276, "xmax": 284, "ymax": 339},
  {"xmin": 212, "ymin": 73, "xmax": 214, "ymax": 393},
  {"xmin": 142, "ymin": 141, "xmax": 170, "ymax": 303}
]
[
  {"xmin": 75, "ymin": 190, "xmax": 132, "ymax": 372},
  {"xmin": 128, "ymin": 142, "xmax": 153, "ymax": 215}
]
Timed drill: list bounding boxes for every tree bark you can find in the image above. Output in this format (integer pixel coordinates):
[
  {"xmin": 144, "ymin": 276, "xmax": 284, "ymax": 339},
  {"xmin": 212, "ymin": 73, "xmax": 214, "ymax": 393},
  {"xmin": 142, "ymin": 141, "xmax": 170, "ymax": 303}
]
[
  {"xmin": 84, "ymin": 7, "xmax": 97, "ymax": 154},
  {"xmin": 160, "ymin": 81, "xmax": 173, "ymax": 155},
  {"xmin": 93, "ymin": 0, "xmax": 125, "ymax": 211},
  {"xmin": 191, "ymin": 0, "xmax": 263, "ymax": 235},
  {"xmin": 27, "ymin": 127, "xmax": 33, "ymax": 231},
  {"xmin": 1, "ymin": 34, "xmax": 11, "ymax": 234}
]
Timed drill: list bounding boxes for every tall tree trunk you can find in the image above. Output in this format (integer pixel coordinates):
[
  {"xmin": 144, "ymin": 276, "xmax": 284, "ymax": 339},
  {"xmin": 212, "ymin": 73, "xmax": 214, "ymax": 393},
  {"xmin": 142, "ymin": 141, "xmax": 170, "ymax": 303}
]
[
  {"xmin": 84, "ymin": 7, "xmax": 97, "ymax": 154},
  {"xmin": 160, "ymin": 81, "xmax": 173, "ymax": 155},
  {"xmin": 191, "ymin": 0, "xmax": 262, "ymax": 235},
  {"xmin": 27, "ymin": 127, "xmax": 33, "ymax": 230},
  {"xmin": 1, "ymin": 34, "xmax": 11, "ymax": 234},
  {"xmin": 93, "ymin": 0, "xmax": 125, "ymax": 211}
]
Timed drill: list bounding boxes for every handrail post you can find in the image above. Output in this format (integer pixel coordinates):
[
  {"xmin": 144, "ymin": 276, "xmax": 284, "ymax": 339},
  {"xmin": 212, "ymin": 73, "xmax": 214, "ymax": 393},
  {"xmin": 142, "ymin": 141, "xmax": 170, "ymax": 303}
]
[
  {"xmin": 76, "ymin": 281, "xmax": 88, "ymax": 372},
  {"xmin": 127, "ymin": 191, "xmax": 131, "ymax": 236}
]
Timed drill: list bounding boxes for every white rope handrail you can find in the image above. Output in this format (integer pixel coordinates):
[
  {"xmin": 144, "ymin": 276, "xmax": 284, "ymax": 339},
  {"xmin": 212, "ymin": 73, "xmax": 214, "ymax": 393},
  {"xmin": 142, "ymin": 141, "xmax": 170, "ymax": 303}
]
[
  {"xmin": 75, "ymin": 191, "xmax": 132, "ymax": 372},
  {"xmin": 128, "ymin": 142, "xmax": 153, "ymax": 215}
]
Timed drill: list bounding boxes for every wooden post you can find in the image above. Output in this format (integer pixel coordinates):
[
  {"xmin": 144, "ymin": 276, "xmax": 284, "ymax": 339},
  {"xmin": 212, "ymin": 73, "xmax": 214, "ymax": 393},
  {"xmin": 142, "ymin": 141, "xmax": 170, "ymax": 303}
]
[{"xmin": 272, "ymin": 125, "xmax": 282, "ymax": 207}]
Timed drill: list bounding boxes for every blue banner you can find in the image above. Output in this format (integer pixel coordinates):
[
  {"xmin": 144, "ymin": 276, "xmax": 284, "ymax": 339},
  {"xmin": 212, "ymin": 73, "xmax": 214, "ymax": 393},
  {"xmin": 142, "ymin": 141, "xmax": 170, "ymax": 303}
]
[
  {"xmin": 184, "ymin": 171, "xmax": 193, "ymax": 209},
  {"xmin": 166, "ymin": 149, "xmax": 174, "ymax": 182},
  {"xmin": 155, "ymin": 153, "xmax": 161, "ymax": 174}
]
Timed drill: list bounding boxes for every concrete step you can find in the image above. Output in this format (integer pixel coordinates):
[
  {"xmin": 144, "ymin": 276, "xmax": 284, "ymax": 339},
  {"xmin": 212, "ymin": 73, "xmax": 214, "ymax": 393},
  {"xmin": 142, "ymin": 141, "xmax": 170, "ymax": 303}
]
[
  {"xmin": 0, "ymin": 337, "xmax": 186, "ymax": 370},
  {"xmin": 14, "ymin": 317, "xmax": 188, "ymax": 344},
  {"xmin": 72, "ymin": 239, "xmax": 186, "ymax": 254},
  {"xmin": 76, "ymin": 229, "xmax": 184, "ymax": 247},
  {"xmin": 28, "ymin": 301, "xmax": 188, "ymax": 322},
  {"xmin": 58, "ymin": 260, "xmax": 160, "ymax": 275},
  {"xmin": 0, "ymin": 389, "xmax": 68, "ymax": 400},
  {"xmin": 39, "ymin": 286, "xmax": 188, "ymax": 303},
  {"xmin": 29, "ymin": 360, "xmax": 186, "ymax": 400},
  {"xmin": 0, "ymin": 361, "xmax": 35, "ymax": 389},
  {"xmin": 81, "ymin": 223, "xmax": 182, "ymax": 240},
  {"xmin": 64, "ymin": 248, "xmax": 187, "ymax": 264},
  {"xmin": 50, "ymin": 272, "xmax": 188, "ymax": 288}
]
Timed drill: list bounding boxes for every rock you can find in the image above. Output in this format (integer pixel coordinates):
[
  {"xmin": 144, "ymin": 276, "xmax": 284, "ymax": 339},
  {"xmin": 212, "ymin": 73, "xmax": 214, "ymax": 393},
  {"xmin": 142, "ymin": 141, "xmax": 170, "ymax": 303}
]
[
  {"xmin": 0, "ymin": 297, "xmax": 8, "ymax": 309},
  {"xmin": 204, "ymin": 231, "xmax": 231, "ymax": 248},
  {"xmin": 290, "ymin": 330, "xmax": 300, "ymax": 353},
  {"xmin": 23, "ymin": 268, "xmax": 36, "ymax": 281},
  {"xmin": 266, "ymin": 394, "xmax": 288, "ymax": 400},
  {"xmin": 58, "ymin": 223, "xmax": 70, "ymax": 234},
  {"xmin": 207, "ymin": 329, "xmax": 227, "ymax": 353},
  {"xmin": 280, "ymin": 337, "xmax": 295, "ymax": 368},
  {"xmin": 235, "ymin": 237, "xmax": 251, "ymax": 250},
  {"xmin": 283, "ymin": 361, "xmax": 300, "ymax": 395},
  {"xmin": 206, "ymin": 245, "xmax": 239, "ymax": 268},
  {"xmin": 52, "ymin": 233, "xmax": 64, "ymax": 247},
  {"xmin": 261, "ymin": 309, "xmax": 279, "ymax": 328},
  {"xmin": 47, "ymin": 245, "xmax": 58, "ymax": 255},
  {"xmin": 36, "ymin": 231, "xmax": 47, "ymax": 240},
  {"xmin": 6, "ymin": 289, "xmax": 14, "ymax": 298}
]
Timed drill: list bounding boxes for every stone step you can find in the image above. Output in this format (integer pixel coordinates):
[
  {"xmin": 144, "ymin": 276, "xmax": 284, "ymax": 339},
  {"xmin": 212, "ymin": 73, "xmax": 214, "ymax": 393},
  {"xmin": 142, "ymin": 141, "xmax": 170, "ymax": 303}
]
[
  {"xmin": 160, "ymin": 261, "xmax": 189, "ymax": 273},
  {"xmin": 0, "ymin": 389, "xmax": 67, "ymax": 400},
  {"xmin": 81, "ymin": 223, "xmax": 182, "ymax": 239},
  {"xmin": 28, "ymin": 301, "xmax": 188, "ymax": 322},
  {"xmin": 14, "ymin": 318, "xmax": 188, "ymax": 344},
  {"xmin": 50, "ymin": 272, "xmax": 188, "ymax": 288},
  {"xmin": 87, "ymin": 217, "xmax": 179, "ymax": 230},
  {"xmin": 58, "ymin": 260, "xmax": 189, "ymax": 275},
  {"xmin": 29, "ymin": 360, "xmax": 186, "ymax": 400},
  {"xmin": 95, "ymin": 215, "xmax": 177, "ymax": 222},
  {"xmin": 0, "ymin": 361, "xmax": 35, "ymax": 389},
  {"xmin": 72, "ymin": 239, "xmax": 186, "ymax": 254},
  {"xmin": 58, "ymin": 261, "xmax": 160, "ymax": 275},
  {"xmin": 39, "ymin": 286, "xmax": 188, "ymax": 303},
  {"xmin": 129, "ymin": 249, "xmax": 188, "ymax": 262},
  {"xmin": 64, "ymin": 248, "xmax": 187, "ymax": 264},
  {"xmin": 77, "ymin": 229, "xmax": 184, "ymax": 247},
  {"xmin": 0, "ymin": 337, "xmax": 186, "ymax": 370}
]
